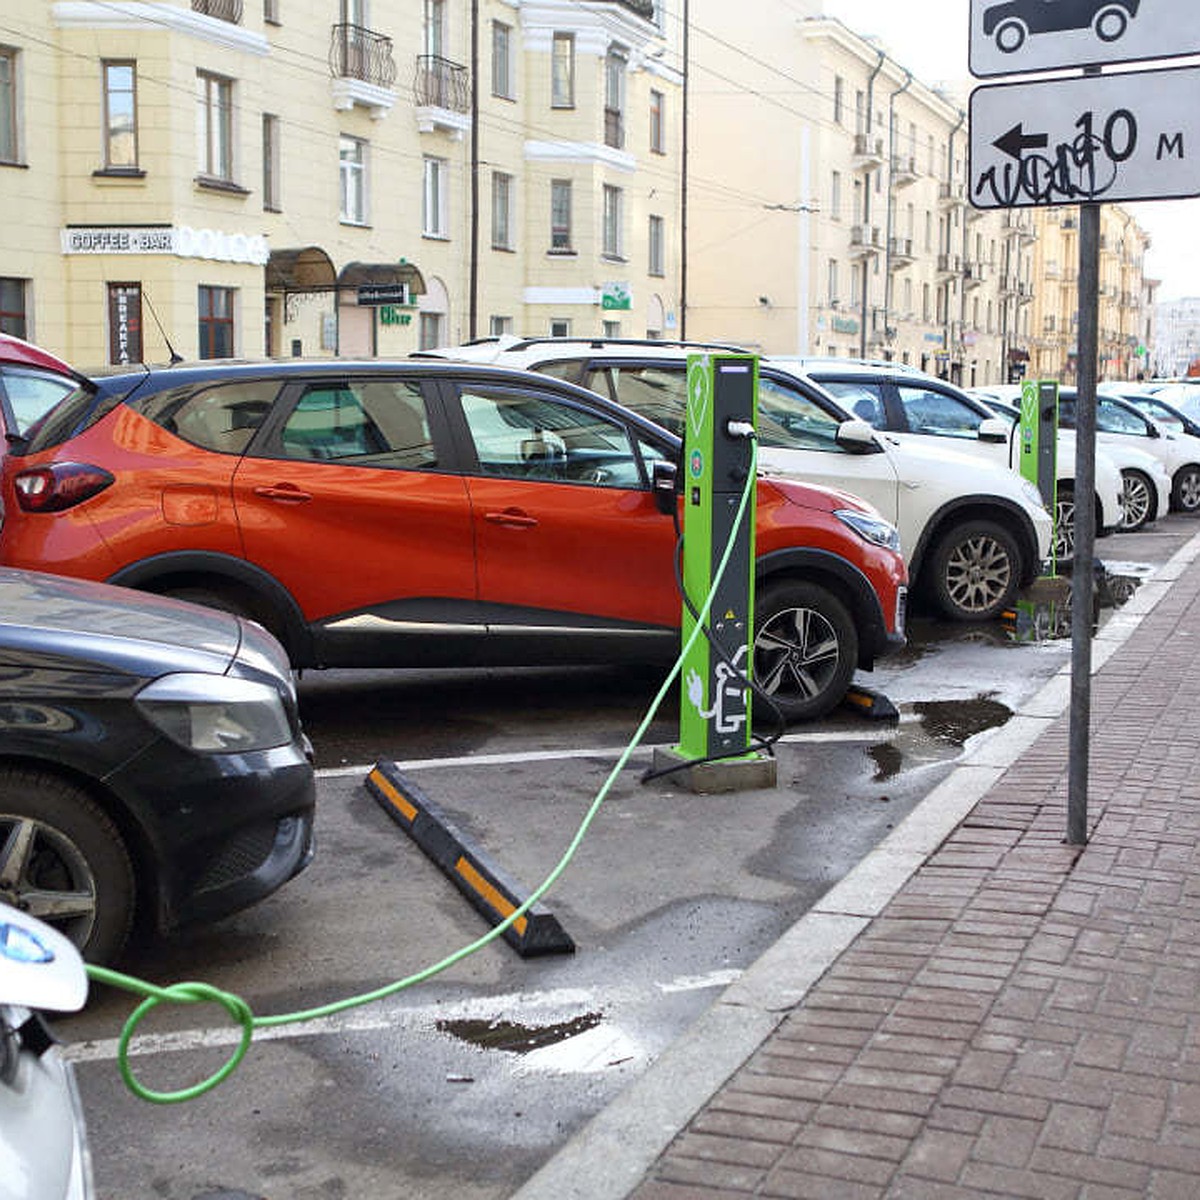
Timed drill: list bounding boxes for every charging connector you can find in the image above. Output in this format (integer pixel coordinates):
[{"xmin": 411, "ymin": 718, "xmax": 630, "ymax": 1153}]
[{"xmin": 725, "ymin": 419, "xmax": 757, "ymax": 440}]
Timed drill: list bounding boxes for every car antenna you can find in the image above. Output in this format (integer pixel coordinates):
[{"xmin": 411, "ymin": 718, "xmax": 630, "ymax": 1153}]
[{"xmin": 142, "ymin": 290, "xmax": 184, "ymax": 365}]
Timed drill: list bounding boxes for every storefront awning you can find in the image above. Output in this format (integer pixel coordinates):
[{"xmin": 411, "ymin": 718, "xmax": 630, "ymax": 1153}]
[
  {"xmin": 337, "ymin": 260, "xmax": 426, "ymax": 296},
  {"xmin": 265, "ymin": 247, "xmax": 336, "ymax": 292}
]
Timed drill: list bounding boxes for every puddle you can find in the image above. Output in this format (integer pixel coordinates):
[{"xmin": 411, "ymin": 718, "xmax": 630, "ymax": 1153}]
[
  {"xmin": 868, "ymin": 692, "xmax": 1013, "ymax": 782},
  {"xmin": 436, "ymin": 1012, "xmax": 603, "ymax": 1054},
  {"xmin": 1006, "ymin": 559, "xmax": 1150, "ymax": 643}
]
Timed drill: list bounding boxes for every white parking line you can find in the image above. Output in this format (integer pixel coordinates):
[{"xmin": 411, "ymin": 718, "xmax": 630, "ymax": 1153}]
[
  {"xmin": 314, "ymin": 723, "xmax": 912, "ymax": 780},
  {"xmin": 65, "ymin": 970, "xmax": 744, "ymax": 1064}
]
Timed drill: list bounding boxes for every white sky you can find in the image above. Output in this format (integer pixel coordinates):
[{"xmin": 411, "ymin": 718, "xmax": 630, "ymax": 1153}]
[{"xmin": 822, "ymin": 0, "xmax": 1200, "ymax": 301}]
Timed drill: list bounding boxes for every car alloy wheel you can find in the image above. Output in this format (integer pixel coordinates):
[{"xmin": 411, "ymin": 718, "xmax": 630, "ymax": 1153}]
[
  {"xmin": 753, "ymin": 581, "xmax": 857, "ymax": 723},
  {"xmin": 1118, "ymin": 469, "xmax": 1154, "ymax": 531},
  {"xmin": 0, "ymin": 768, "xmax": 135, "ymax": 964},
  {"xmin": 931, "ymin": 520, "xmax": 1019, "ymax": 622},
  {"xmin": 1171, "ymin": 464, "xmax": 1200, "ymax": 513},
  {"xmin": 1054, "ymin": 486, "xmax": 1076, "ymax": 562}
]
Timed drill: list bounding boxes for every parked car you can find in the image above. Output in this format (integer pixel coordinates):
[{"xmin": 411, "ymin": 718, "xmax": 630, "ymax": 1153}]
[
  {"xmin": 418, "ymin": 339, "xmax": 1053, "ymax": 622},
  {"xmin": 0, "ymin": 360, "xmax": 907, "ymax": 723},
  {"xmin": 1100, "ymin": 383, "xmax": 1200, "ymax": 512},
  {"xmin": 0, "ymin": 333, "xmax": 79, "ymax": 448},
  {"xmin": 0, "ymin": 567, "xmax": 316, "ymax": 964},
  {"xmin": 0, "ymin": 907, "xmax": 93, "ymax": 1200}
]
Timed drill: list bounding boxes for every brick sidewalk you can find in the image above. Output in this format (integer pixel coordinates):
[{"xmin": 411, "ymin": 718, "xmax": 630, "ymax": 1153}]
[{"xmin": 629, "ymin": 557, "xmax": 1200, "ymax": 1200}]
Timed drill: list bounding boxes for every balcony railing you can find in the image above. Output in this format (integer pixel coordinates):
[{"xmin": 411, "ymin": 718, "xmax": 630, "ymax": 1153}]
[
  {"xmin": 193, "ymin": 0, "xmax": 242, "ymax": 22},
  {"xmin": 330, "ymin": 24, "xmax": 397, "ymax": 90},
  {"xmin": 415, "ymin": 54, "xmax": 470, "ymax": 113}
]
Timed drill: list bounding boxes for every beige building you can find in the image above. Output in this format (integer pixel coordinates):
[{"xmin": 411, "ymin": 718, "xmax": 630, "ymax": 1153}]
[
  {"xmin": 1029, "ymin": 205, "xmax": 1156, "ymax": 383},
  {"xmin": 1, "ymin": 0, "xmax": 681, "ymax": 367}
]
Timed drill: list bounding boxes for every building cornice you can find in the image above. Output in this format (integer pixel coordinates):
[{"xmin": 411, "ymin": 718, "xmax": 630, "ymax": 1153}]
[
  {"xmin": 52, "ymin": 2, "xmax": 270, "ymax": 56},
  {"xmin": 525, "ymin": 140, "xmax": 637, "ymax": 173}
]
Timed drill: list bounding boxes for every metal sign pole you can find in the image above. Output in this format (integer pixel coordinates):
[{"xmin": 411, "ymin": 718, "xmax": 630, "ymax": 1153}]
[{"xmin": 1068, "ymin": 199, "xmax": 1100, "ymax": 845}]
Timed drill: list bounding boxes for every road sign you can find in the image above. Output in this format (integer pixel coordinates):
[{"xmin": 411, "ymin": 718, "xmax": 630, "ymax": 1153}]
[
  {"xmin": 970, "ymin": 0, "xmax": 1200, "ymax": 78},
  {"xmin": 968, "ymin": 64, "xmax": 1200, "ymax": 209}
]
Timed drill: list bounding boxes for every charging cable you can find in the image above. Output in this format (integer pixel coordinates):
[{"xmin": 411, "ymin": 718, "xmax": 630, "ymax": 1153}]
[{"xmin": 84, "ymin": 441, "xmax": 761, "ymax": 1105}]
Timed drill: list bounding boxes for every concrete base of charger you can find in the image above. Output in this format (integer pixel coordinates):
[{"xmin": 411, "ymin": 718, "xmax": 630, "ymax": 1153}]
[{"xmin": 649, "ymin": 747, "xmax": 778, "ymax": 794}]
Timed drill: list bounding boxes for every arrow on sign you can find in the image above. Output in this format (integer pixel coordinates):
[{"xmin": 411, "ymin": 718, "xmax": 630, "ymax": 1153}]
[{"xmin": 993, "ymin": 123, "xmax": 1050, "ymax": 160}]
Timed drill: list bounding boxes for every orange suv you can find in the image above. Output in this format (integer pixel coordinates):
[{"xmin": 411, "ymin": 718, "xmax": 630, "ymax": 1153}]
[{"xmin": 0, "ymin": 360, "xmax": 906, "ymax": 720}]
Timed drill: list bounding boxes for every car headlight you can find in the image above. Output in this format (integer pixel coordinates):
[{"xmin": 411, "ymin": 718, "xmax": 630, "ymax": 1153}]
[
  {"xmin": 835, "ymin": 508, "xmax": 901, "ymax": 552},
  {"xmin": 135, "ymin": 673, "xmax": 294, "ymax": 753}
]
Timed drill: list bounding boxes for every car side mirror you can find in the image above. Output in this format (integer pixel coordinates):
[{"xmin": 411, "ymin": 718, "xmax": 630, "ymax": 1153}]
[
  {"xmin": 652, "ymin": 458, "xmax": 679, "ymax": 514},
  {"xmin": 978, "ymin": 416, "xmax": 1011, "ymax": 444},
  {"xmin": 835, "ymin": 418, "xmax": 883, "ymax": 454},
  {"xmin": 0, "ymin": 909, "xmax": 88, "ymax": 1014}
]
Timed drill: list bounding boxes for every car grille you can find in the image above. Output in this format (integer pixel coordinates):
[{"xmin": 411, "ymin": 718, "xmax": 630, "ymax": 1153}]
[{"xmin": 194, "ymin": 820, "xmax": 281, "ymax": 892}]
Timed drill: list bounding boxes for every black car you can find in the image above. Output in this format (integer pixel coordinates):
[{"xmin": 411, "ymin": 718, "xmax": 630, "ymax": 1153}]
[
  {"xmin": 0, "ymin": 568, "xmax": 315, "ymax": 965},
  {"xmin": 984, "ymin": 0, "xmax": 1139, "ymax": 53}
]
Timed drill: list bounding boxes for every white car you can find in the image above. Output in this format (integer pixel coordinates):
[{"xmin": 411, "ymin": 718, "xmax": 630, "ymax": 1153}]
[
  {"xmin": 784, "ymin": 363, "xmax": 1137, "ymax": 551},
  {"xmin": 0, "ymin": 908, "xmax": 93, "ymax": 1200},
  {"xmin": 419, "ymin": 339, "xmax": 1053, "ymax": 623},
  {"xmin": 1098, "ymin": 383, "xmax": 1200, "ymax": 513}
]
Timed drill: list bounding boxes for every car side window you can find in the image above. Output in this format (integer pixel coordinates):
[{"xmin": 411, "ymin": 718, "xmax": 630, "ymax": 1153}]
[
  {"xmin": 819, "ymin": 380, "xmax": 887, "ymax": 428},
  {"xmin": 0, "ymin": 369, "xmax": 76, "ymax": 434},
  {"xmin": 142, "ymin": 380, "xmax": 280, "ymax": 454},
  {"xmin": 458, "ymin": 387, "xmax": 644, "ymax": 488},
  {"xmin": 279, "ymin": 379, "xmax": 437, "ymax": 468},
  {"xmin": 757, "ymin": 377, "xmax": 846, "ymax": 451},
  {"xmin": 587, "ymin": 365, "xmax": 689, "ymax": 437},
  {"xmin": 1096, "ymin": 400, "xmax": 1150, "ymax": 436},
  {"xmin": 896, "ymin": 385, "xmax": 983, "ymax": 438}
]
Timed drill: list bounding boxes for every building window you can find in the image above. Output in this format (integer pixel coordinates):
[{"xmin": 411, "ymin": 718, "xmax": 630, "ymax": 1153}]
[
  {"xmin": 262, "ymin": 113, "xmax": 280, "ymax": 211},
  {"xmin": 198, "ymin": 286, "xmax": 235, "ymax": 359},
  {"xmin": 649, "ymin": 89, "xmax": 665, "ymax": 154},
  {"xmin": 107, "ymin": 283, "xmax": 143, "ymax": 365},
  {"xmin": 550, "ymin": 178, "xmax": 572, "ymax": 251},
  {"xmin": 339, "ymin": 134, "xmax": 367, "ymax": 224},
  {"xmin": 423, "ymin": 156, "xmax": 447, "ymax": 237},
  {"xmin": 0, "ymin": 277, "xmax": 27, "ymax": 337},
  {"xmin": 0, "ymin": 48, "xmax": 17, "ymax": 164},
  {"xmin": 551, "ymin": 33, "xmax": 574, "ymax": 108},
  {"xmin": 603, "ymin": 320, "xmax": 621, "ymax": 338},
  {"xmin": 603, "ymin": 185, "xmax": 623, "ymax": 259},
  {"xmin": 423, "ymin": 0, "xmax": 446, "ymax": 57},
  {"xmin": 833, "ymin": 75, "xmax": 844, "ymax": 126},
  {"xmin": 102, "ymin": 61, "xmax": 138, "ymax": 170},
  {"xmin": 264, "ymin": 0, "xmax": 280, "ymax": 23},
  {"xmin": 196, "ymin": 71, "xmax": 234, "ymax": 182},
  {"xmin": 490, "ymin": 315, "xmax": 513, "ymax": 337},
  {"xmin": 648, "ymin": 214, "xmax": 664, "ymax": 277},
  {"xmin": 830, "ymin": 170, "xmax": 841, "ymax": 221},
  {"xmin": 604, "ymin": 48, "xmax": 626, "ymax": 149},
  {"xmin": 419, "ymin": 311, "xmax": 444, "ymax": 351},
  {"xmin": 492, "ymin": 171, "xmax": 513, "ymax": 250},
  {"xmin": 828, "ymin": 259, "xmax": 838, "ymax": 306},
  {"xmin": 492, "ymin": 21, "xmax": 513, "ymax": 99},
  {"xmin": 550, "ymin": 318, "xmax": 571, "ymax": 337}
]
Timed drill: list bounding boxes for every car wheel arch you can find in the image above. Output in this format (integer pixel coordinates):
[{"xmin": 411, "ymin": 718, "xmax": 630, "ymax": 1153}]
[
  {"xmin": 910, "ymin": 496, "xmax": 1038, "ymax": 587},
  {"xmin": 106, "ymin": 552, "xmax": 312, "ymax": 664}
]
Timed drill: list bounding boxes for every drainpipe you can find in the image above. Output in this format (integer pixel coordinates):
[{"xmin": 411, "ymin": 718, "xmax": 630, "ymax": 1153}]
[
  {"xmin": 882, "ymin": 68, "xmax": 912, "ymax": 361},
  {"xmin": 859, "ymin": 47, "xmax": 886, "ymax": 358},
  {"xmin": 943, "ymin": 108, "xmax": 965, "ymax": 379},
  {"xmin": 468, "ymin": 0, "xmax": 479, "ymax": 341}
]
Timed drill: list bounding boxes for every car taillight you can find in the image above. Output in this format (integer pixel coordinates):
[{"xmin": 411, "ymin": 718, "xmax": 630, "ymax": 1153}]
[{"xmin": 12, "ymin": 462, "xmax": 114, "ymax": 512}]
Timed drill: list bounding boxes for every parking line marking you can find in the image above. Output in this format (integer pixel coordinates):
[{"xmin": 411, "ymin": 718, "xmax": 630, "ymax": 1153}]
[{"xmin": 65, "ymin": 972, "xmax": 742, "ymax": 1064}]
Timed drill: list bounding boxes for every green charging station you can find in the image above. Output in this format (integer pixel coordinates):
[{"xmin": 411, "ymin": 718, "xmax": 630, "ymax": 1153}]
[
  {"xmin": 1009, "ymin": 378, "xmax": 1066, "ymax": 640},
  {"xmin": 651, "ymin": 353, "xmax": 777, "ymax": 793}
]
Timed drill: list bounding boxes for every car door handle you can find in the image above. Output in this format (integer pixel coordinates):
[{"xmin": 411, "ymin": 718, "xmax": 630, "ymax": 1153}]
[
  {"xmin": 253, "ymin": 484, "xmax": 313, "ymax": 503},
  {"xmin": 484, "ymin": 508, "xmax": 538, "ymax": 529}
]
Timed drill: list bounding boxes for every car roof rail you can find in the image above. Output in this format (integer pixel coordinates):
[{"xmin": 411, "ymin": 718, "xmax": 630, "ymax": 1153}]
[{"xmin": 500, "ymin": 336, "xmax": 752, "ymax": 354}]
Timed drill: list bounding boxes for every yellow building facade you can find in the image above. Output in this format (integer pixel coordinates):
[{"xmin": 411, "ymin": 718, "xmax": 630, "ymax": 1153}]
[{"xmin": 1, "ymin": 0, "xmax": 681, "ymax": 367}]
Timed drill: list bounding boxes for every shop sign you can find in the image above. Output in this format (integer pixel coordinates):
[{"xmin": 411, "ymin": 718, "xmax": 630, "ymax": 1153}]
[
  {"xmin": 61, "ymin": 226, "xmax": 269, "ymax": 266},
  {"xmin": 380, "ymin": 306, "xmax": 413, "ymax": 326},
  {"xmin": 601, "ymin": 282, "xmax": 632, "ymax": 311},
  {"xmin": 107, "ymin": 283, "xmax": 143, "ymax": 365},
  {"xmin": 831, "ymin": 316, "xmax": 859, "ymax": 335},
  {"xmin": 358, "ymin": 284, "xmax": 410, "ymax": 307}
]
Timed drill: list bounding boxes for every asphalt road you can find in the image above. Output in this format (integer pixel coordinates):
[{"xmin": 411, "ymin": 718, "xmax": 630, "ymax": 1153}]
[{"xmin": 62, "ymin": 515, "xmax": 1198, "ymax": 1200}]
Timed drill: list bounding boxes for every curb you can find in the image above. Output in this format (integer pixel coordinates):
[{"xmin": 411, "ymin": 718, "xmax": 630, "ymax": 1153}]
[{"xmin": 509, "ymin": 528, "xmax": 1200, "ymax": 1200}]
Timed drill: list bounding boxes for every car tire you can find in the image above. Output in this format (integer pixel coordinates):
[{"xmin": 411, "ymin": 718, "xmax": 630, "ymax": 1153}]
[
  {"xmin": 1118, "ymin": 469, "xmax": 1155, "ymax": 531},
  {"xmin": 929, "ymin": 519, "xmax": 1021, "ymax": 622},
  {"xmin": 1093, "ymin": 6, "xmax": 1128, "ymax": 42},
  {"xmin": 1053, "ymin": 486, "xmax": 1076, "ymax": 562},
  {"xmin": 753, "ymin": 580, "xmax": 857, "ymax": 723},
  {"xmin": 995, "ymin": 18, "xmax": 1027, "ymax": 53},
  {"xmin": 0, "ymin": 767, "xmax": 135, "ymax": 965},
  {"xmin": 1171, "ymin": 464, "xmax": 1200, "ymax": 513}
]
